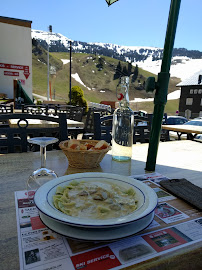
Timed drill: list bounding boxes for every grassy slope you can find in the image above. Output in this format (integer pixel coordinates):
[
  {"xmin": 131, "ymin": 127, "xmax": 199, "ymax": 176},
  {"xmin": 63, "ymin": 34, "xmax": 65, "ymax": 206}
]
[{"xmin": 33, "ymin": 49, "xmax": 181, "ymax": 114}]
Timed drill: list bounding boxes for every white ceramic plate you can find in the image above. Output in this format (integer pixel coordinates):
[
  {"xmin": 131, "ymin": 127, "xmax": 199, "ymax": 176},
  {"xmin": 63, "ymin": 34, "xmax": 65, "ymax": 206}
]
[
  {"xmin": 39, "ymin": 211, "xmax": 154, "ymax": 241},
  {"xmin": 34, "ymin": 173, "xmax": 158, "ymax": 228}
]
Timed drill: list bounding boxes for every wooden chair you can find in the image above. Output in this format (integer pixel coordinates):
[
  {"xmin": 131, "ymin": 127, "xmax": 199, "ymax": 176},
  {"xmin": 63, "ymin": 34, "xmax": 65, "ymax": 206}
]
[
  {"xmin": 160, "ymin": 113, "xmax": 170, "ymax": 141},
  {"xmin": 133, "ymin": 113, "xmax": 169, "ymax": 143},
  {"xmin": 55, "ymin": 105, "xmax": 84, "ymax": 121},
  {"xmin": 54, "ymin": 106, "xmax": 84, "ymax": 138},
  {"xmin": 0, "ymin": 104, "xmax": 14, "ymax": 114},
  {"xmin": 21, "ymin": 105, "xmax": 84, "ymax": 139},
  {"xmin": 82, "ymin": 108, "xmax": 112, "ymax": 140},
  {"xmin": 0, "ymin": 104, "xmax": 14, "ymax": 128},
  {"xmin": 82, "ymin": 108, "xmax": 95, "ymax": 139},
  {"xmin": 94, "ymin": 112, "xmax": 113, "ymax": 144},
  {"xmin": 93, "ymin": 111, "xmax": 152, "ymax": 145},
  {"xmin": 22, "ymin": 104, "xmax": 84, "ymax": 121},
  {"xmin": 133, "ymin": 114, "xmax": 152, "ymax": 144},
  {"xmin": 22, "ymin": 104, "xmax": 49, "ymax": 115},
  {"xmin": 0, "ymin": 113, "xmax": 68, "ymax": 153},
  {"xmin": 54, "ymin": 105, "xmax": 74, "ymax": 118},
  {"xmin": 93, "ymin": 111, "xmax": 153, "ymax": 145}
]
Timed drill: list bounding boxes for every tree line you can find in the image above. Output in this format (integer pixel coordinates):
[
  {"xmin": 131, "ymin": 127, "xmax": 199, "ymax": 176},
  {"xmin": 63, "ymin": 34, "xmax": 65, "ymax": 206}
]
[{"xmin": 114, "ymin": 61, "xmax": 139, "ymax": 82}]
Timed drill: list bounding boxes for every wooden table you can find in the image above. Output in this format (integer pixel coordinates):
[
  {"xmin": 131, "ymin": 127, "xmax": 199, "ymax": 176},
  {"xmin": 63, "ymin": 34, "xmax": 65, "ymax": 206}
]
[
  {"xmin": 162, "ymin": 124, "xmax": 202, "ymax": 140},
  {"xmin": 0, "ymin": 140, "xmax": 202, "ymax": 270}
]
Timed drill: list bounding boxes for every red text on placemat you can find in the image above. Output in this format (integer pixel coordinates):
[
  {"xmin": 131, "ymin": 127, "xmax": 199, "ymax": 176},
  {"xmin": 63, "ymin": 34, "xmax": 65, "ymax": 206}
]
[{"xmin": 71, "ymin": 246, "xmax": 121, "ymax": 270}]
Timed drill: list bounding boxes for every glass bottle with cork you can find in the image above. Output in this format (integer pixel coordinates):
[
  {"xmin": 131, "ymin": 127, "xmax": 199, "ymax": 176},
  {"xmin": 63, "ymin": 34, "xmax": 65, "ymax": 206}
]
[{"xmin": 112, "ymin": 76, "xmax": 134, "ymax": 161}]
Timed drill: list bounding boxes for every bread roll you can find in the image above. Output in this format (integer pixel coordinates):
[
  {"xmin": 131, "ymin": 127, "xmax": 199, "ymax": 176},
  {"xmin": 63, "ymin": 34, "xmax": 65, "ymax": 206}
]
[
  {"xmin": 94, "ymin": 140, "xmax": 109, "ymax": 150},
  {"xmin": 80, "ymin": 144, "xmax": 87, "ymax": 150},
  {"xmin": 84, "ymin": 143, "xmax": 94, "ymax": 150},
  {"xmin": 68, "ymin": 139, "xmax": 80, "ymax": 150}
]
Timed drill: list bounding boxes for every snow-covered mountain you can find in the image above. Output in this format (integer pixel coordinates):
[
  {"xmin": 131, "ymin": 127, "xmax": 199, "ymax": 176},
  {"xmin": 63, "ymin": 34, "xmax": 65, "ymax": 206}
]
[
  {"xmin": 32, "ymin": 29, "xmax": 71, "ymax": 47},
  {"xmin": 136, "ymin": 56, "xmax": 202, "ymax": 81},
  {"xmin": 32, "ymin": 29, "xmax": 202, "ymax": 81}
]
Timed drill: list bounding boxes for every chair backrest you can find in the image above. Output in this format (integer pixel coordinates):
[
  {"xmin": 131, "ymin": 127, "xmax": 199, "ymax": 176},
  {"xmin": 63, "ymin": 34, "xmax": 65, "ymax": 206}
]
[
  {"xmin": 84, "ymin": 108, "xmax": 112, "ymax": 134},
  {"xmin": 22, "ymin": 104, "xmax": 49, "ymax": 115},
  {"xmin": 22, "ymin": 104, "xmax": 84, "ymax": 122},
  {"xmin": 56, "ymin": 106, "xmax": 84, "ymax": 122},
  {"xmin": 0, "ymin": 104, "xmax": 14, "ymax": 114},
  {"xmin": 84, "ymin": 108, "xmax": 95, "ymax": 134},
  {"xmin": 0, "ymin": 113, "xmax": 67, "ymax": 153},
  {"xmin": 94, "ymin": 112, "xmax": 113, "ymax": 144},
  {"xmin": 133, "ymin": 113, "xmax": 153, "ymax": 144},
  {"xmin": 133, "ymin": 113, "xmax": 168, "ymax": 143}
]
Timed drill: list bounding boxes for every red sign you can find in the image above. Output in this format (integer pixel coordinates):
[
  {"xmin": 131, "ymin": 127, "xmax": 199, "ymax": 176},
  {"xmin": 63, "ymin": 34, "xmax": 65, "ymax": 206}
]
[
  {"xmin": 71, "ymin": 246, "xmax": 121, "ymax": 270},
  {"xmin": 0, "ymin": 62, "xmax": 30, "ymax": 79},
  {"xmin": 4, "ymin": 71, "xmax": 19, "ymax": 76},
  {"xmin": 18, "ymin": 198, "xmax": 35, "ymax": 208},
  {"xmin": 142, "ymin": 228, "xmax": 188, "ymax": 252}
]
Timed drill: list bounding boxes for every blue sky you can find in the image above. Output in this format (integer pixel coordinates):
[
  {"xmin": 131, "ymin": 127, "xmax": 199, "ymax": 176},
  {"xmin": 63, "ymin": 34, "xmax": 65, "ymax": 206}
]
[{"xmin": 2, "ymin": 0, "xmax": 202, "ymax": 51}]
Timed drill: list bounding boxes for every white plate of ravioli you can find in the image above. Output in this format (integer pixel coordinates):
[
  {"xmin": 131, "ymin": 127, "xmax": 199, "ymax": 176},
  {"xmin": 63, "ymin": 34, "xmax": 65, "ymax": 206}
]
[{"xmin": 34, "ymin": 173, "xmax": 158, "ymax": 228}]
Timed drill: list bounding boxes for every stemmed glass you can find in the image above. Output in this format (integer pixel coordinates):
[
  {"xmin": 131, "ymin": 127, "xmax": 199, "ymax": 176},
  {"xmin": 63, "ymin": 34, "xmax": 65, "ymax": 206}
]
[{"xmin": 27, "ymin": 137, "xmax": 59, "ymax": 196}]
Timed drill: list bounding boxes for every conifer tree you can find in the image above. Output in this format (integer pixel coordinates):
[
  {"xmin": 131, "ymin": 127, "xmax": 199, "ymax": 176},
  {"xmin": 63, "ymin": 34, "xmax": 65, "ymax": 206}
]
[
  {"xmin": 127, "ymin": 62, "xmax": 132, "ymax": 76},
  {"xmin": 97, "ymin": 57, "xmax": 104, "ymax": 71},
  {"xmin": 132, "ymin": 64, "xmax": 139, "ymax": 82},
  {"xmin": 114, "ymin": 61, "xmax": 122, "ymax": 80},
  {"xmin": 122, "ymin": 66, "xmax": 128, "ymax": 76}
]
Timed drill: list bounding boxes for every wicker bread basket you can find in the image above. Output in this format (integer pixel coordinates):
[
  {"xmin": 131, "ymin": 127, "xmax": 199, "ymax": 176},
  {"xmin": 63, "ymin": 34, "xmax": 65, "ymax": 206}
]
[{"xmin": 59, "ymin": 139, "xmax": 111, "ymax": 168}]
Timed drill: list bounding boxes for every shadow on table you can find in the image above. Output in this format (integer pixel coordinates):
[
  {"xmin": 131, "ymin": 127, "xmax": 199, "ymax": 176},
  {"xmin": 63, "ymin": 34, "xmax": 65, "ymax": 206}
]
[{"xmin": 64, "ymin": 165, "xmax": 103, "ymax": 175}]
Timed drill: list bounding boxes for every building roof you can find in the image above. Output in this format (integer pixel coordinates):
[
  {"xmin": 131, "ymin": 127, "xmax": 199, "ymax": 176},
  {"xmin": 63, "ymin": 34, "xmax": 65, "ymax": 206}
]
[
  {"xmin": 177, "ymin": 69, "xmax": 202, "ymax": 87},
  {"xmin": 0, "ymin": 16, "xmax": 32, "ymax": 28}
]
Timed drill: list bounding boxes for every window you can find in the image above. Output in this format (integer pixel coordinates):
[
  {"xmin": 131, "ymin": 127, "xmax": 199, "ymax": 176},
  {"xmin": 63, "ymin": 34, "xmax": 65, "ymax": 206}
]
[
  {"xmin": 199, "ymin": 89, "xmax": 202, "ymax": 94},
  {"xmin": 194, "ymin": 89, "xmax": 198, "ymax": 94},
  {"xmin": 201, "ymin": 99, "xmax": 202, "ymax": 106},
  {"xmin": 200, "ymin": 111, "xmax": 202, "ymax": 117},
  {"xmin": 186, "ymin": 98, "xmax": 193, "ymax": 105},
  {"xmin": 190, "ymin": 89, "xmax": 194, "ymax": 94}
]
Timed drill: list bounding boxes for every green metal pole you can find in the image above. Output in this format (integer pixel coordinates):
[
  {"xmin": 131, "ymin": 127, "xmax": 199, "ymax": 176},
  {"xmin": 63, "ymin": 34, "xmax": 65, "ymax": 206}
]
[
  {"xmin": 69, "ymin": 41, "xmax": 72, "ymax": 105},
  {"xmin": 145, "ymin": 0, "xmax": 181, "ymax": 171}
]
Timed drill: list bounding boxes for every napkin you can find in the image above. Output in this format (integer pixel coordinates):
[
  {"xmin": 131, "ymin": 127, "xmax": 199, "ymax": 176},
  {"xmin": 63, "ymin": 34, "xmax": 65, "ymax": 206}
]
[{"xmin": 160, "ymin": 178, "xmax": 202, "ymax": 211}]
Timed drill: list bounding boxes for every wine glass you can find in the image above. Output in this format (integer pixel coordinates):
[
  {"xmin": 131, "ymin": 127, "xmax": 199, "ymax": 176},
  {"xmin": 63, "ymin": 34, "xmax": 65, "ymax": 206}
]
[{"xmin": 26, "ymin": 137, "xmax": 59, "ymax": 199}]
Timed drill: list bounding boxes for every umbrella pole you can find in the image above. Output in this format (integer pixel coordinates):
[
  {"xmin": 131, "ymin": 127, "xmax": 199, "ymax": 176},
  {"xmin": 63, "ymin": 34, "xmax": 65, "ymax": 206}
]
[{"xmin": 145, "ymin": 0, "xmax": 181, "ymax": 171}]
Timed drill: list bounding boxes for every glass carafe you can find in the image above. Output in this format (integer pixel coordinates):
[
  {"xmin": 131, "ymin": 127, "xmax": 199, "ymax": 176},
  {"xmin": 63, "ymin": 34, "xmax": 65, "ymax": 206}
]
[{"xmin": 112, "ymin": 76, "xmax": 134, "ymax": 161}]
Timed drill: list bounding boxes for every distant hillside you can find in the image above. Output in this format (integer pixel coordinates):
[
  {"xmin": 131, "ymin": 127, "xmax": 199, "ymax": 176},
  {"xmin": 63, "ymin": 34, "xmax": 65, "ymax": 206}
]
[
  {"xmin": 32, "ymin": 39, "xmax": 180, "ymax": 115},
  {"xmin": 32, "ymin": 29, "xmax": 202, "ymax": 63}
]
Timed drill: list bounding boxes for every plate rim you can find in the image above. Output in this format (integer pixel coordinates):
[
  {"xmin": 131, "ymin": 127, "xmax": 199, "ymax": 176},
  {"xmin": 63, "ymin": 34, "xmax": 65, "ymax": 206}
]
[
  {"xmin": 39, "ymin": 211, "xmax": 155, "ymax": 241},
  {"xmin": 34, "ymin": 172, "xmax": 158, "ymax": 228}
]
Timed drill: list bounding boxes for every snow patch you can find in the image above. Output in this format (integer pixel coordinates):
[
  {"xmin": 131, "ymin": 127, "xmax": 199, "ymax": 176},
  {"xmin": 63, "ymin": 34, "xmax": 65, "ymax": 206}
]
[
  {"xmin": 136, "ymin": 56, "xmax": 202, "ymax": 81},
  {"xmin": 131, "ymin": 89, "xmax": 181, "ymax": 103},
  {"xmin": 61, "ymin": 59, "xmax": 70, "ymax": 64},
  {"xmin": 37, "ymin": 59, "xmax": 46, "ymax": 65},
  {"xmin": 71, "ymin": 73, "xmax": 91, "ymax": 90}
]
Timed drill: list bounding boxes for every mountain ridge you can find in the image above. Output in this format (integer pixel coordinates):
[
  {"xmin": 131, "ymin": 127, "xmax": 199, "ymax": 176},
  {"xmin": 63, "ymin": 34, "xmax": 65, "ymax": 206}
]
[
  {"xmin": 31, "ymin": 29, "xmax": 202, "ymax": 62},
  {"xmin": 32, "ymin": 29, "xmax": 202, "ymax": 81}
]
